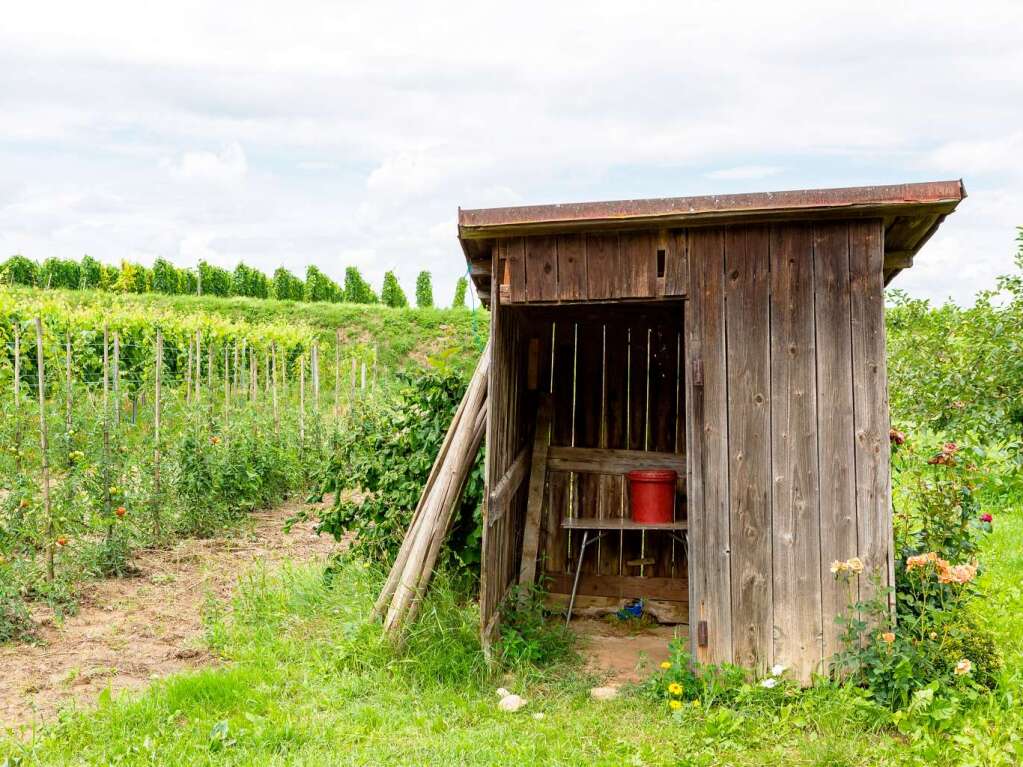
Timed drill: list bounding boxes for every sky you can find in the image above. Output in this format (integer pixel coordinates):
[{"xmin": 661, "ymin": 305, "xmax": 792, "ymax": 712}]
[{"xmin": 1, "ymin": 1, "xmax": 1021, "ymax": 306}]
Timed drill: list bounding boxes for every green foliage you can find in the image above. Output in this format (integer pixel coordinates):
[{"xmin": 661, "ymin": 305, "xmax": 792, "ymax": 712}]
[
  {"xmin": 415, "ymin": 270, "xmax": 434, "ymax": 308},
  {"xmin": 198, "ymin": 261, "xmax": 232, "ymax": 297},
  {"xmin": 495, "ymin": 582, "xmax": 575, "ymax": 667},
  {"xmin": 0, "ymin": 559, "xmax": 33, "ymax": 643},
  {"xmin": 342, "ymin": 266, "xmax": 377, "ymax": 304},
  {"xmin": 79, "ymin": 256, "xmax": 101, "ymax": 289},
  {"xmin": 452, "ymin": 276, "xmax": 468, "ymax": 309},
  {"xmin": 112, "ymin": 260, "xmax": 150, "ymax": 293},
  {"xmin": 151, "ymin": 258, "xmax": 182, "ymax": 294},
  {"xmin": 0, "ymin": 256, "xmax": 39, "ymax": 287},
  {"xmin": 39, "ymin": 258, "xmax": 81, "ymax": 290},
  {"xmin": 305, "ymin": 266, "xmax": 341, "ymax": 303},
  {"xmin": 231, "ymin": 263, "xmax": 270, "ymax": 299},
  {"xmin": 314, "ymin": 354, "xmax": 484, "ymax": 571},
  {"xmin": 380, "ymin": 270, "xmax": 408, "ymax": 308},
  {"xmin": 271, "ymin": 267, "xmax": 304, "ymax": 301}
]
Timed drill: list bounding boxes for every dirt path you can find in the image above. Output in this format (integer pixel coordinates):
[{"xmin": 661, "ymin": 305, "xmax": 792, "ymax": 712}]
[
  {"xmin": 572, "ymin": 618, "xmax": 684, "ymax": 685},
  {"xmin": 0, "ymin": 499, "xmax": 339, "ymax": 735}
]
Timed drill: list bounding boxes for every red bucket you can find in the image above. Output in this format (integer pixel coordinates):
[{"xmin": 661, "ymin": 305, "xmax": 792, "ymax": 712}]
[{"xmin": 627, "ymin": 469, "xmax": 677, "ymax": 524}]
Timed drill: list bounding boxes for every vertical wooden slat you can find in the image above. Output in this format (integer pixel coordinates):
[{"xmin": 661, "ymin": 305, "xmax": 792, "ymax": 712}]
[
  {"xmin": 481, "ymin": 245, "xmax": 502, "ymax": 635},
  {"xmin": 686, "ymin": 227, "xmax": 731, "ymax": 664},
  {"xmin": 601, "ymin": 323, "xmax": 629, "ymax": 576},
  {"xmin": 544, "ymin": 321, "xmax": 575, "ymax": 577},
  {"xmin": 585, "ymin": 233, "xmax": 619, "ymax": 300},
  {"xmin": 557, "ymin": 234, "xmax": 587, "ymax": 301},
  {"xmin": 505, "ymin": 238, "xmax": 526, "ymax": 303},
  {"xmin": 574, "ymin": 323, "xmax": 602, "ymax": 575},
  {"xmin": 649, "ymin": 320, "xmax": 679, "ymax": 578},
  {"xmin": 725, "ymin": 225, "xmax": 772, "ymax": 672},
  {"xmin": 620, "ymin": 231, "xmax": 658, "ymax": 298},
  {"xmin": 665, "ymin": 231, "xmax": 689, "ymax": 296},
  {"xmin": 849, "ymin": 219, "xmax": 891, "ymax": 607},
  {"xmin": 770, "ymin": 223, "xmax": 822, "ymax": 681},
  {"xmin": 814, "ymin": 221, "xmax": 859, "ymax": 664},
  {"xmin": 525, "ymin": 236, "xmax": 559, "ymax": 302},
  {"xmin": 622, "ymin": 322, "xmax": 648, "ymax": 576}
]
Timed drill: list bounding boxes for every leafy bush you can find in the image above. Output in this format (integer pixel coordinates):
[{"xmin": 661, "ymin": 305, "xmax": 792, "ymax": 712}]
[
  {"xmin": 152, "ymin": 257, "xmax": 183, "ymax": 294},
  {"xmin": 198, "ymin": 261, "xmax": 232, "ymax": 297},
  {"xmin": 1, "ymin": 255, "xmax": 39, "ymax": 287},
  {"xmin": 342, "ymin": 267, "xmax": 377, "ymax": 304},
  {"xmin": 314, "ymin": 353, "xmax": 484, "ymax": 572},
  {"xmin": 495, "ymin": 583, "xmax": 574, "ymax": 667},
  {"xmin": 0, "ymin": 560, "xmax": 33, "ymax": 643},
  {"xmin": 381, "ymin": 271, "xmax": 408, "ymax": 308},
  {"xmin": 452, "ymin": 276, "xmax": 468, "ymax": 309},
  {"xmin": 271, "ymin": 267, "xmax": 304, "ymax": 301},
  {"xmin": 39, "ymin": 258, "xmax": 81, "ymax": 290}
]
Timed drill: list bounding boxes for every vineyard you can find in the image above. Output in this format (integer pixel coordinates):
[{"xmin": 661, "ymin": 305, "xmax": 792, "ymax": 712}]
[{"xmin": 0, "ymin": 288, "xmax": 430, "ymax": 639}]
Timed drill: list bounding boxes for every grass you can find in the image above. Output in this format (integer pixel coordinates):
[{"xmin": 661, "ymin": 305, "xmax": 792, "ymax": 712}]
[{"xmin": 3, "ymin": 511, "xmax": 1022, "ymax": 766}]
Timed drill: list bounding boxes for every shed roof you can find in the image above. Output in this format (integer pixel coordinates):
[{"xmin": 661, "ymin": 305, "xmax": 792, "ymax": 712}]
[{"xmin": 458, "ymin": 180, "xmax": 965, "ymax": 305}]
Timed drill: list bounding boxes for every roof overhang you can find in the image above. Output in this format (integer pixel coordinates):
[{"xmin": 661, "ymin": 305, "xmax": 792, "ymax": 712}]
[{"xmin": 458, "ymin": 180, "xmax": 966, "ymax": 304}]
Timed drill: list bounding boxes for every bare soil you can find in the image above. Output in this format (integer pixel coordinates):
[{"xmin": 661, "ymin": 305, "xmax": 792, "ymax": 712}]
[
  {"xmin": 0, "ymin": 498, "xmax": 339, "ymax": 735},
  {"xmin": 572, "ymin": 617, "xmax": 684, "ymax": 685}
]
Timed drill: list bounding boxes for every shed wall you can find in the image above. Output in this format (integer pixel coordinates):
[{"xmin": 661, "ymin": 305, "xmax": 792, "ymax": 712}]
[{"xmin": 685, "ymin": 219, "xmax": 892, "ymax": 680}]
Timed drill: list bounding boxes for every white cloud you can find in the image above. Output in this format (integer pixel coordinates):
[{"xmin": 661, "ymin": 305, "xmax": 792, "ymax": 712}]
[
  {"xmin": 705, "ymin": 165, "xmax": 784, "ymax": 181},
  {"xmin": 165, "ymin": 143, "xmax": 248, "ymax": 184},
  {"xmin": 1, "ymin": 1, "xmax": 1021, "ymax": 305}
]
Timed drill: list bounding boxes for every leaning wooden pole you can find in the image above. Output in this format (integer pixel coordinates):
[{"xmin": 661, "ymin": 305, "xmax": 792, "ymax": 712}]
[{"xmin": 376, "ymin": 344, "xmax": 490, "ymax": 637}]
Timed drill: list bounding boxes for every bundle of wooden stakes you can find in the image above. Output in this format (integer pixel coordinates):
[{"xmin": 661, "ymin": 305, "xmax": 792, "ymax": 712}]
[{"xmin": 373, "ymin": 343, "xmax": 490, "ymax": 638}]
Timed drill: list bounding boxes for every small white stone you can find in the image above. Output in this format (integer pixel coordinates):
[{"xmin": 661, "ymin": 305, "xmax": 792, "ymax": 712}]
[
  {"xmin": 498, "ymin": 694, "xmax": 527, "ymax": 712},
  {"xmin": 532, "ymin": 712, "xmax": 545, "ymax": 720},
  {"xmin": 590, "ymin": 686, "xmax": 619, "ymax": 701}
]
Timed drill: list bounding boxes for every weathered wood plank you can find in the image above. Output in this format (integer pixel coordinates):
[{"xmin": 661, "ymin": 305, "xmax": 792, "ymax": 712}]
[
  {"xmin": 544, "ymin": 320, "xmax": 576, "ymax": 576},
  {"xmin": 503, "ymin": 238, "xmax": 526, "ymax": 303},
  {"xmin": 620, "ymin": 231, "xmax": 658, "ymax": 298},
  {"xmin": 849, "ymin": 219, "xmax": 892, "ymax": 607},
  {"xmin": 546, "ymin": 573, "xmax": 688, "ymax": 602},
  {"xmin": 686, "ymin": 227, "xmax": 732, "ymax": 664},
  {"xmin": 557, "ymin": 234, "xmax": 587, "ymax": 301},
  {"xmin": 490, "ymin": 444, "xmax": 531, "ymax": 508},
  {"xmin": 665, "ymin": 230, "xmax": 688, "ymax": 296},
  {"xmin": 769, "ymin": 223, "xmax": 823, "ymax": 681},
  {"xmin": 517, "ymin": 396, "xmax": 553, "ymax": 587},
  {"xmin": 546, "ymin": 446, "xmax": 686, "ymax": 475},
  {"xmin": 601, "ymin": 323, "xmax": 629, "ymax": 576},
  {"xmin": 525, "ymin": 235, "xmax": 559, "ymax": 302},
  {"xmin": 813, "ymin": 222, "xmax": 859, "ymax": 666},
  {"xmin": 585, "ymin": 233, "xmax": 620, "ymax": 300},
  {"xmin": 562, "ymin": 518, "xmax": 688, "ymax": 531},
  {"xmin": 725, "ymin": 225, "xmax": 772, "ymax": 672},
  {"xmin": 574, "ymin": 322, "xmax": 603, "ymax": 576}
]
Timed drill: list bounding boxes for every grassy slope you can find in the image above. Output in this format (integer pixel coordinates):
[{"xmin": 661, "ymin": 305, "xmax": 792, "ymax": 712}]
[
  {"xmin": 4, "ymin": 287, "xmax": 488, "ymax": 376},
  {"xmin": 5, "ymin": 514, "xmax": 1022, "ymax": 766}
]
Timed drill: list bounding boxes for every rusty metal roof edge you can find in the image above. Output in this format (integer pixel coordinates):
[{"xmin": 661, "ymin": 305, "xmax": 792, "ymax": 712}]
[{"xmin": 458, "ymin": 180, "xmax": 965, "ymax": 233}]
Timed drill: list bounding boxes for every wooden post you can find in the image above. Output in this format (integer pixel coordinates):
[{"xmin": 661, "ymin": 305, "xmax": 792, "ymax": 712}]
[
  {"xmin": 13, "ymin": 322, "xmax": 22, "ymax": 473},
  {"xmin": 240, "ymin": 339, "xmax": 248, "ymax": 400},
  {"xmin": 299, "ymin": 353, "xmax": 306, "ymax": 444},
  {"xmin": 272, "ymin": 343, "xmax": 280, "ymax": 435},
  {"xmin": 186, "ymin": 335, "xmax": 193, "ymax": 405},
  {"xmin": 35, "ymin": 319, "xmax": 55, "ymax": 583},
  {"xmin": 334, "ymin": 330, "xmax": 341, "ymax": 422},
  {"xmin": 113, "ymin": 331, "xmax": 121, "ymax": 427},
  {"xmin": 350, "ymin": 357, "xmax": 356, "ymax": 407},
  {"xmin": 102, "ymin": 325, "xmax": 111, "ymax": 532},
  {"xmin": 223, "ymin": 346, "xmax": 230, "ymax": 405},
  {"xmin": 233, "ymin": 341, "xmax": 240, "ymax": 398},
  {"xmin": 64, "ymin": 331, "xmax": 73, "ymax": 437},
  {"xmin": 152, "ymin": 329, "xmax": 163, "ymax": 537},
  {"xmin": 312, "ymin": 342, "xmax": 320, "ymax": 416},
  {"xmin": 361, "ymin": 360, "xmax": 366, "ymax": 390},
  {"xmin": 194, "ymin": 330, "xmax": 202, "ymax": 402},
  {"xmin": 208, "ymin": 339, "xmax": 214, "ymax": 395}
]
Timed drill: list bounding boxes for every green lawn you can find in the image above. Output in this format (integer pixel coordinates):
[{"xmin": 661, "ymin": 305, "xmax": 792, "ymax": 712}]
[{"xmin": 3, "ymin": 515, "xmax": 1022, "ymax": 766}]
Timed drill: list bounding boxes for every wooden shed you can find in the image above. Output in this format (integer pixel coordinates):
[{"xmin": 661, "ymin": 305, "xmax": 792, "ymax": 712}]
[{"xmin": 461, "ymin": 180, "xmax": 965, "ymax": 680}]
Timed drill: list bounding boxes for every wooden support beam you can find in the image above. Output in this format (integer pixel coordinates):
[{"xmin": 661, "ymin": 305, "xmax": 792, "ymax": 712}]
[
  {"xmin": 883, "ymin": 250, "xmax": 914, "ymax": 270},
  {"xmin": 517, "ymin": 396, "xmax": 554, "ymax": 587},
  {"xmin": 488, "ymin": 444, "xmax": 531, "ymax": 513},
  {"xmin": 546, "ymin": 446, "xmax": 686, "ymax": 476}
]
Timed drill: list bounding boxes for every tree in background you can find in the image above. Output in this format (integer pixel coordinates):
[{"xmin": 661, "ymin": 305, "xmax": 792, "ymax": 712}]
[
  {"xmin": 113, "ymin": 260, "xmax": 150, "ymax": 294},
  {"xmin": 79, "ymin": 255, "xmax": 102, "ymax": 289},
  {"xmin": 305, "ymin": 265, "xmax": 342, "ymax": 303},
  {"xmin": 271, "ymin": 267, "xmax": 305, "ymax": 301},
  {"xmin": 152, "ymin": 258, "xmax": 182, "ymax": 294},
  {"xmin": 232, "ymin": 262, "xmax": 270, "ymax": 298},
  {"xmin": 0, "ymin": 255, "xmax": 39, "ymax": 286},
  {"xmin": 198, "ymin": 261, "xmax": 232, "ymax": 297},
  {"xmin": 39, "ymin": 258, "xmax": 81, "ymax": 290},
  {"xmin": 381, "ymin": 271, "xmax": 408, "ymax": 308},
  {"xmin": 415, "ymin": 271, "xmax": 434, "ymax": 308},
  {"xmin": 99, "ymin": 263, "xmax": 120, "ymax": 290},
  {"xmin": 452, "ymin": 276, "xmax": 468, "ymax": 309},
  {"xmin": 343, "ymin": 267, "xmax": 378, "ymax": 304}
]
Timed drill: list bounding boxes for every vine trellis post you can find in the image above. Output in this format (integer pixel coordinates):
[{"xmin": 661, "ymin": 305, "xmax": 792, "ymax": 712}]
[{"xmin": 35, "ymin": 318, "xmax": 54, "ymax": 584}]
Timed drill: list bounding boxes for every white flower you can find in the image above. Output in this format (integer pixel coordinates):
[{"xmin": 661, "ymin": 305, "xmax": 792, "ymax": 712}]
[
  {"xmin": 760, "ymin": 677, "xmax": 778, "ymax": 689},
  {"xmin": 770, "ymin": 664, "xmax": 787, "ymax": 676}
]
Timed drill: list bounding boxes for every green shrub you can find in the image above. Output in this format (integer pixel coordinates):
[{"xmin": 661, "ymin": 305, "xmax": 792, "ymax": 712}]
[
  {"xmin": 495, "ymin": 583, "xmax": 574, "ymax": 667},
  {"xmin": 342, "ymin": 267, "xmax": 377, "ymax": 304},
  {"xmin": 380, "ymin": 271, "xmax": 408, "ymax": 308},
  {"xmin": 0, "ymin": 561, "xmax": 33, "ymax": 643},
  {"xmin": 0, "ymin": 255, "xmax": 39, "ymax": 287},
  {"xmin": 271, "ymin": 267, "xmax": 304, "ymax": 301},
  {"xmin": 415, "ymin": 271, "xmax": 433, "ymax": 308},
  {"xmin": 452, "ymin": 276, "xmax": 468, "ymax": 309}
]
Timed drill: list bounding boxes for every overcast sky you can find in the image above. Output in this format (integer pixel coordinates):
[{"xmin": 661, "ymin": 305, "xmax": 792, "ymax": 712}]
[{"xmin": 1, "ymin": 1, "xmax": 1020, "ymax": 306}]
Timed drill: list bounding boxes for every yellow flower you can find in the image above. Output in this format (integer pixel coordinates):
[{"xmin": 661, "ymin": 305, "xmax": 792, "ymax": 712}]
[
  {"xmin": 667, "ymin": 683, "xmax": 683, "ymax": 696},
  {"xmin": 954, "ymin": 659, "xmax": 972, "ymax": 676},
  {"xmin": 929, "ymin": 631, "xmax": 938, "ymax": 640},
  {"xmin": 829, "ymin": 560, "xmax": 846, "ymax": 575},
  {"xmin": 846, "ymin": 557, "xmax": 864, "ymax": 575},
  {"xmin": 880, "ymin": 632, "xmax": 895, "ymax": 644},
  {"xmin": 692, "ymin": 699, "xmax": 701, "ymax": 708},
  {"xmin": 669, "ymin": 700, "xmax": 682, "ymax": 710},
  {"xmin": 659, "ymin": 661, "xmax": 672, "ymax": 670}
]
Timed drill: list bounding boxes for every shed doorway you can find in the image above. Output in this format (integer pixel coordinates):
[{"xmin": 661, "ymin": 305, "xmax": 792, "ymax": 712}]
[{"xmin": 501, "ymin": 300, "xmax": 689, "ymax": 626}]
